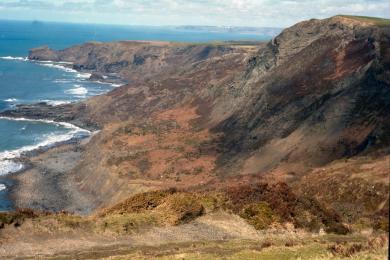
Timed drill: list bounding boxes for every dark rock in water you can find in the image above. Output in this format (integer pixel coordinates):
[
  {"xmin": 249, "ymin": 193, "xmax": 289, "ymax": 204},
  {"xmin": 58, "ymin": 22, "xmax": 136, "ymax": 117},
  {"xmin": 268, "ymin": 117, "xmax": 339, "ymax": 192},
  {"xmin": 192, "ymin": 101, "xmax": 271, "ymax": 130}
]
[
  {"xmin": 0, "ymin": 103, "xmax": 98, "ymax": 131},
  {"xmin": 90, "ymin": 72, "xmax": 105, "ymax": 81},
  {"xmin": 73, "ymin": 63, "xmax": 97, "ymax": 71}
]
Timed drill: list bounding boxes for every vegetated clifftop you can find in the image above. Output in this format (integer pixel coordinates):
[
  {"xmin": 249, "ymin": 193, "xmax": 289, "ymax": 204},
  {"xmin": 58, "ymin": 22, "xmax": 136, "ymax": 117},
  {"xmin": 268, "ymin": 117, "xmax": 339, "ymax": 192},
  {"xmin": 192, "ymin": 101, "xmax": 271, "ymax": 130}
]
[{"xmin": 12, "ymin": 16, "xmax": 390, "ymax": 229}]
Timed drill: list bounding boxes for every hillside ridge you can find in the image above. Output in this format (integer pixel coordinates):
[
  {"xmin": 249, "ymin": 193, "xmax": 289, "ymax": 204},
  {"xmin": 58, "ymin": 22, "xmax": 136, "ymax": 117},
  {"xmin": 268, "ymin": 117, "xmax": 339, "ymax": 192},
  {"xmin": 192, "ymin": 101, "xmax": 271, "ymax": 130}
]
[
  {"xmin": 0, "ymin": 15, "xmax": 388, "ymax": 242},
  {"xmin": 0, "ymin": 15, "xmax": 388, "ymax": 258}
]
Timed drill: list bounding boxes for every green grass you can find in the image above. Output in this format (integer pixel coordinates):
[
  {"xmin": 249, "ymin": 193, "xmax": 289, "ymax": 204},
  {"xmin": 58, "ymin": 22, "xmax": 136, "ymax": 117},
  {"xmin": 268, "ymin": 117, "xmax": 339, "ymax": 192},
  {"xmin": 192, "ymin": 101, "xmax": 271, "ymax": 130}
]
[
  {"xmin": 339, "ymin": 15, "xmax": 390, "ymax": 26},
  {"xmin": 72, "ymin": 238, "xmax": 388, "ymax": 259},
  {"xmin": 230, "ymin": 243, "xmax": 329, "ymax": 260}
]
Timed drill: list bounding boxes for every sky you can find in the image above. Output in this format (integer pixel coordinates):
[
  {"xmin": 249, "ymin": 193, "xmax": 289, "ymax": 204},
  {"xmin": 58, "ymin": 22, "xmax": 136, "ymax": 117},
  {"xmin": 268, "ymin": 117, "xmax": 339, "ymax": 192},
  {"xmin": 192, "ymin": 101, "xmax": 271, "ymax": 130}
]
[{"xmin": 0, "ymin": 0, "xmax": 389, "ymax": 27}]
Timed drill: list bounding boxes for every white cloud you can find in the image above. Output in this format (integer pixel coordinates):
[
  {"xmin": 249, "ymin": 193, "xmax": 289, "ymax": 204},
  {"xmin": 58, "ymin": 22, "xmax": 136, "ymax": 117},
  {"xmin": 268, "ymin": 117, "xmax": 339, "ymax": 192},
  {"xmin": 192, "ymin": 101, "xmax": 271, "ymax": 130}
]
[{"xmin": 0, "ymin": 0, "xmax": 388, "ymax": 27}]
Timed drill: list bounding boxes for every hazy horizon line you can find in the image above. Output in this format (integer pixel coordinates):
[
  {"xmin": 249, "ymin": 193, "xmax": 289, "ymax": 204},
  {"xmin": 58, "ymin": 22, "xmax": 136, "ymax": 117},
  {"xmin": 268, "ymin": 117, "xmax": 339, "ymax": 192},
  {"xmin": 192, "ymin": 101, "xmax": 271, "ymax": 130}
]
[{"xmin": 0, "ymin": 17, "xmax": 285, "ymax": 29}]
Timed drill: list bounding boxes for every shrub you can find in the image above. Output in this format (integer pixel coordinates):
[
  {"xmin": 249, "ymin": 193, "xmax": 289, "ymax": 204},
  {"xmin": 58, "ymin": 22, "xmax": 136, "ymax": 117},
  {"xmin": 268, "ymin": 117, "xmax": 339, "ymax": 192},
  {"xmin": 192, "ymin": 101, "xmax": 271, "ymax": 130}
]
[
  {"xmin": 223, "ymin": 182, "xmax": 350, "ymax": 233},
  {"xmin": 99, "ymin": 213, "xmax": 157, "ymax": 234},
  {"xmin": 0, "ymin": 208, "xmax": 40, "ymax": 229},
  {"xmin": 328, "ymin": 242, "xmax": 363, "ymax": 257},
  {"xmin": 100, "ymin": 188, "xmax": 177, "ymax": 216},
  {"xmin": 225, "ymin": 182, "xmax": 297, "ymax": 221},
  {"xmin": 240, "ymin": 202, "xmax": 278, "ymax": 230},
  {"xmin": 156, "ymin": 193, "xmax": 204, "ymax": 225}
]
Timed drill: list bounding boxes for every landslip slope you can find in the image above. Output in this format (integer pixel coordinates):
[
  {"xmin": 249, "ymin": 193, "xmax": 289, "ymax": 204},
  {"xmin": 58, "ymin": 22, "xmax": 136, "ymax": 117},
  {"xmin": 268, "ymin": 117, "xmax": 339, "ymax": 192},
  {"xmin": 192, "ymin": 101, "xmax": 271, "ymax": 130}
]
[{"xmin": 3, "ymin": 15, "xmax": 389, "ymax": 230}]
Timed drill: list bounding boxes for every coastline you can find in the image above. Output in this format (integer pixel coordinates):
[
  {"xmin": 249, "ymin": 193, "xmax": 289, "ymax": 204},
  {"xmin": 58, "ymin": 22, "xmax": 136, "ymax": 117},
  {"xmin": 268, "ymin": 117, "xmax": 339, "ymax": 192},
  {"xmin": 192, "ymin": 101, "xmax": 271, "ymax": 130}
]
[
  {"xmin": 0, "ymin": 115, "xmax": 92, "ymax": 176},
  {"xmin": 0, "ymin": 56, "xmax": 121, "ymax": 213},
  {"xmin": 6, "ymin": 137, "xmax": 97, "ymax": 215}
]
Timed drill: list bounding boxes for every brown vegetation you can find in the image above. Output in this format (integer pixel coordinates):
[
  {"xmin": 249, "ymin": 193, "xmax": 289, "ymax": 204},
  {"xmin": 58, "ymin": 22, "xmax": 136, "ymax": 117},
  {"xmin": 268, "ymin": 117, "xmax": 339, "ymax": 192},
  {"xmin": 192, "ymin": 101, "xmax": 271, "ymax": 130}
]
[
  {"xmin": 0, "ymin": 209, "xmax": 41, "ymax": 228},
  {"xmin": 1, "ymin": 15, "xmax": 389, "ymax": 258},
  {"xmin": 328, "ymin": 234, "xmax": 388, "ymax": 257}
]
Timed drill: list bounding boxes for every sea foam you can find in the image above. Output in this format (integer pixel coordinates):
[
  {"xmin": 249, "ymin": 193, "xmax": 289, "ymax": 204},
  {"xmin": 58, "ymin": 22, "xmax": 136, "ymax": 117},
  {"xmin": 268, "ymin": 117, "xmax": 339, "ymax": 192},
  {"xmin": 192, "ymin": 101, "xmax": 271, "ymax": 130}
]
[
  {"xmin": 111, "ymin": 83, "xmax": 124, "ymax": 88},
  {"xmin": 36, "ymin": 61, "xmax": 91, "ymax": 80},
  {"xmin": 4, "ymin": 98, "xmax": 18, "ymax": 102},
  {"xmin": 76, "ymin": 73, "xmax": 92, "ymax": 79},
  {"xmin": 89, "ymin": 80, "xmax": 123, "ymax": 88},
  {"xmin": 65, "ymin": 85, "xmax": 88, "ymax": 96},
  {"xmin": 0, "ymin": 56, "xmax": 28, "ymax": 61},
  {"xmin": 39, "ymin": 63, "xmax": 78, "ymax": 73},
  {"xmin": 0, "ymin": 160, "xmax": 23, "ymax": 176},
  {"xmin": 40, "ymin": 100, "xmax": 72, "ymax": 106},
  {"xmin": 37, "ymin": 60, "xmax": 73, "ymax": 65},
  {"xmin": 0, "ymin": 117, "xmax": 90, "ymax": 176}
]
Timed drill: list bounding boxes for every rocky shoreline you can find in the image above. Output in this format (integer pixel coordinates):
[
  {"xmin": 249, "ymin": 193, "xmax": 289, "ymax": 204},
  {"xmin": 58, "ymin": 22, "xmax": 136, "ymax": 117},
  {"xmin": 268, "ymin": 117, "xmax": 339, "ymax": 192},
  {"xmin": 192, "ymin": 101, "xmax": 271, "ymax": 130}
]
[
  {"xmin": 0, "ymin": 123, "xmax": 99, "ymax": 214},
  {"xmin": 6, "ymin": 138, "xmax": 97, "ymax": 215},
  {"xmin": 0, "ymin": 54, "xmax": 119, "ymax": 214},
  {"xmin": 0, "ymin": 103, "xmax": 98, "ymax": 131}
]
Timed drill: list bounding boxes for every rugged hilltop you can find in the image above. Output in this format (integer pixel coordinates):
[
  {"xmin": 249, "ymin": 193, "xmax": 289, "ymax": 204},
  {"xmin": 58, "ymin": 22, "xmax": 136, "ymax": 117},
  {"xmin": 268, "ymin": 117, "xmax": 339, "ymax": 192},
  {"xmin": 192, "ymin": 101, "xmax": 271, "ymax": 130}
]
[{"xmin": 0, "ymin": 15, "xmax": 389, "ymax": 258}]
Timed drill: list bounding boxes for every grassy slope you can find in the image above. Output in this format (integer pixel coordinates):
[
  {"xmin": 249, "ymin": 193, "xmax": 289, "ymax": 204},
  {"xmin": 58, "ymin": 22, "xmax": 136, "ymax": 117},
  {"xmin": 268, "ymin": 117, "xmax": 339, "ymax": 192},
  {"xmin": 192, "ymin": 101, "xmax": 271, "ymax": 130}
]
[
  {"xmin": 0, "ymin": 185, "xmax": 388, "ymax": 258},
  {"xmin": 23, "ymin": 236, "xmax": 389, "ymax": 259},
  {"xmin": 339, "ymin": 15, "xmax": 390, "ymax": 26}
]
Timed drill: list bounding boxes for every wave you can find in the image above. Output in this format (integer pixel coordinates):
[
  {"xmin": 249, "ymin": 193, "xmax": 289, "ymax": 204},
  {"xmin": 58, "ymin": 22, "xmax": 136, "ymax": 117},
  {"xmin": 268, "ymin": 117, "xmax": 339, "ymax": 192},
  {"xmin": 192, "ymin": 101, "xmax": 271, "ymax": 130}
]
[
  {"xmin": 37, "ymin": 60, "xmax": 73, "ymax": 65},
  {"xmin": 89, "ymin": 80, "xmax": 123, "ymax": 88},
  {"xmin": 0, "ymin": 116, "xmax": 89, "ymax": 131},
  {"xmin": 0, "ymin": 117, "xmax": 90, "ymax": 176},
  {"xmin": 37, "ymin": 61, "xmax": 91, "ymax": 80},
  {"xmin": 4, "ymin": 98, "xmax": 18, "ymax": 102},
  {"xmin": 1, "ymin": 57, "xmax": 73, "ymax": 66},
  {"xmin": 53, "ymin": 79, "xmax": 72, "ymax": 83},
  {"xmin": 0, "ymin": 56, "xmax": 28, "ymax": 61},
  {"xmin": 40, "ymin": 100, "xmax": 72, "ymax": 106},
  {"xmin": 5, "ymin": 98, "xmax": 71, "ymax": 106},
  {"xmin": 89, "ymin": 80, "xmax": 111, "ymax": 85},
  {"xmin": 65, "ymin": 85, "xmax": 88, "ymax": 96},
  {"xmin": 76, "ymin": 73, "xmax": 92, "ymax": 79},
  {"xmin": 0, "ymin": 183, "xmax": 6, "ymax": 191},
  {"xmin": 39, "ymin": 63, "xmax": 78, "ymax": 73},
  {"xmin": 0, "ymin": 160, "xmax": 23, "ymax": 176}
]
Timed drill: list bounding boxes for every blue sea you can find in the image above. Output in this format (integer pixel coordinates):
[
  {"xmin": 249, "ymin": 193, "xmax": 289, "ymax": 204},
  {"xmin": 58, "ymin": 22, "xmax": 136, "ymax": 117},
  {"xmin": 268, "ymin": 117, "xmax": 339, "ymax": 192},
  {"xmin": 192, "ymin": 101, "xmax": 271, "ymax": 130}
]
[{"xmin": 0, "ymin": 20, "xmax": 272, "ymax": 211}]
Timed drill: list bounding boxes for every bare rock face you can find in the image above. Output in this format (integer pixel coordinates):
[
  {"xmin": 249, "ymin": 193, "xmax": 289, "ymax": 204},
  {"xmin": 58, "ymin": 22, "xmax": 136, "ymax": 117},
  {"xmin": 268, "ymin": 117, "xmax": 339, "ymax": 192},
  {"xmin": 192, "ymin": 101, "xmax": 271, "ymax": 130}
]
[{"xmin": 213, "ymin": 16, "xmax": 390, "ymax": 175}]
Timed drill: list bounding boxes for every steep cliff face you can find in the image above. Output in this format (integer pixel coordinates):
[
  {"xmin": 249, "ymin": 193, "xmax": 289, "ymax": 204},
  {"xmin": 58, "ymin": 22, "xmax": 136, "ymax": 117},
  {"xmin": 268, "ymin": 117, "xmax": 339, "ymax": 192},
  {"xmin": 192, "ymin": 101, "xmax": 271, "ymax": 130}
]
[
  {"xmin": 213, "ymin": 16, "xmax": 390, "ymax": 175},
  {"xmin": 29, "ymin": 41, "xmax": 248, "ymax": 85},
  {"xmin": 28, "ymin": 41, "xmax": 255, "ymax": 126}
]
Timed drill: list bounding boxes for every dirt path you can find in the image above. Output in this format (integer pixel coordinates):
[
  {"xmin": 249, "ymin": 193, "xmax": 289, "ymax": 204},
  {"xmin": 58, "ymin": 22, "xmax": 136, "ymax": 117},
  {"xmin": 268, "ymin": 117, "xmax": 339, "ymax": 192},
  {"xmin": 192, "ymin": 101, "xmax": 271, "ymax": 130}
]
[{"xmin": 0, "ymin": 212, "xmax": 268, "ymax": 258}]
